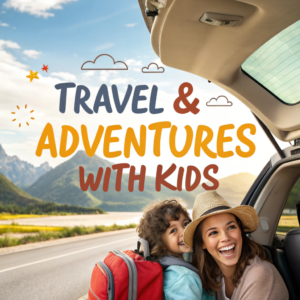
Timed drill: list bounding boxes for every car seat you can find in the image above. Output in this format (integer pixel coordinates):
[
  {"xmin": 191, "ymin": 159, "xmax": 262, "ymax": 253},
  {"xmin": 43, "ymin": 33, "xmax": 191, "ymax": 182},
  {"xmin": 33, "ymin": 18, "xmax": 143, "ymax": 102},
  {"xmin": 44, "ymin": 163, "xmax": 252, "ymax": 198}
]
[
  {"xmin": 284, "ymin": 201, "xmax": 300, "ymax": 296},
  {"xmin": 263, "ymin": 244, "xmax": 299, "ymax": 300}
]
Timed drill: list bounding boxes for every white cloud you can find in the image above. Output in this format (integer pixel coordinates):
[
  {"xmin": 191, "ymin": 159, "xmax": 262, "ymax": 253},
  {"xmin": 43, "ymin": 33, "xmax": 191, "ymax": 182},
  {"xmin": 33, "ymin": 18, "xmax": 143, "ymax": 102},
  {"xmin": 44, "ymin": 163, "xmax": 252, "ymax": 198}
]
[
  {"xmin": 51, "ymin": 72, "xmax": 76, "ymax": 81},
  {"xmin": 94, "ymin": 43, "xmax": 114, "ymax": 51},
  {"xmin": 126, "ymin": 23, "xmax": 137, "ymax": 27},
  {"xmin": 82, "ymin": 70, "xmax": 95, "ymax": 79},
  {"xmin": 153, "ymin": 57, "xmax": 166, "ymax": 66},
  {"xmin": 109, "ymin": 77, "xmax": 135, "ymax": 84},
  {"xmin": 0, "ymin": 40, "xmax": 25, "ymax": 70},
  {"xmin": 153, "ymin": 58, "xmax": 161, "ymax": 64},
  {"xmin": 0, "ymin": 40, "xmax": 20, "ymax": 49},
  {"xmin": 99, "ymin": 75, "xmax": 108, "ymax": 82},
  {"xmin": 23, "ymin": 49, "xmax": 42, "ymax": 59},
  {"xmin": 106, "ymin": 70, "xmax": 118, "ymax": 75},
  {"xmin": 1, "ymin": 11, "xmax": 6, "ymax": 14},
  {"xmin": 73, "ymin": 53, "xmax": 78, "ymax": 57},
  {"xmin": 0, "ymin": 131, "xmax": 15, "ymax": 135},
  {"xmin": 98, "ymin": 70, "xmax": 119, "ymax": 82},
  {"xmin": 101, "ymin": 70, "xmax": 118, "ymax": 76},
  {"xmin": 146, "ymin": 81, "xmax": 172, "ymax": 86},
  {"xmin": 0, "ymin": 21, "xmax": 9, "ymax": 26},
  {"xmin": 3, "ymin": 0, "xmax": 78, "ymax": 18},
  {"xmin": 99, "ymin": 71, "xmax": 108, "ymax": 82},
  {"xmin": 125, "ymin": 59, "xmax": 142, "ymax": 66}
]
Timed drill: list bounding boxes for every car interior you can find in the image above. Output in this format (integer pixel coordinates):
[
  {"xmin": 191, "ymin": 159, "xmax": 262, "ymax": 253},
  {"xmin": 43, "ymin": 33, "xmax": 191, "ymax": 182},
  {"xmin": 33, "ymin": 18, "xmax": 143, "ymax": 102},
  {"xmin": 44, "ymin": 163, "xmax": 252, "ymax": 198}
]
[
  {"xmin": 138, "ymin": 0, "xmax": 300, "ymax": 298},
  {"xmin": 249, "ymin": 151, "xmax": 300, "ymax": 300}
]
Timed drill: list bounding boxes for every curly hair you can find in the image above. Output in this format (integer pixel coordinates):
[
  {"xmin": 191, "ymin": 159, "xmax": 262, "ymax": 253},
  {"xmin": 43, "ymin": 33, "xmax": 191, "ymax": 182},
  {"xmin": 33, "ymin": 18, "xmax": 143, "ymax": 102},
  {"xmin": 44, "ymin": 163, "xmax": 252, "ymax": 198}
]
[
  {"xmin": 136, "ymin": 198, "xmax": 191, "ymax": 260},
  {"xmin": 192, "ymin": 214, "xmax": 267, "ymax": 294}
]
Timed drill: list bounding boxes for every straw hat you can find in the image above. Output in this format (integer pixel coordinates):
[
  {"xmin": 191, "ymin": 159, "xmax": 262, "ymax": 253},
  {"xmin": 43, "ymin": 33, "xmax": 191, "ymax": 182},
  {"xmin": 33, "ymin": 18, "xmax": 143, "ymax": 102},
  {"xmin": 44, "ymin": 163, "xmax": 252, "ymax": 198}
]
[{"xmin": 183, "ymin": 190, "xmax": 258, "ymax": 248}]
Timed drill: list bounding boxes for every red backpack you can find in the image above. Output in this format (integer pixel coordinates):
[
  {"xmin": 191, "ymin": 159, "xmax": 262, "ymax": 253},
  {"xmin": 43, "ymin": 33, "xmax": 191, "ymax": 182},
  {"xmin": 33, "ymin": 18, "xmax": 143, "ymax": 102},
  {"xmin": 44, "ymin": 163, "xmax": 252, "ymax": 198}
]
[{"xmin": 88, "ymin": 238, "xmax": 163, "ymax": 300}]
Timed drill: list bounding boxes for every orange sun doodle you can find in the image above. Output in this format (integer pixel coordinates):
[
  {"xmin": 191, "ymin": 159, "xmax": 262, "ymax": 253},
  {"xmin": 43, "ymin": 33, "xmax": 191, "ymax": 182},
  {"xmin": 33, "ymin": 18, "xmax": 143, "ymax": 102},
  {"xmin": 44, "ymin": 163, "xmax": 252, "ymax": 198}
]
[{"xmin": 11, "ymin": 104, "xmax": 35, "ymax": 128}]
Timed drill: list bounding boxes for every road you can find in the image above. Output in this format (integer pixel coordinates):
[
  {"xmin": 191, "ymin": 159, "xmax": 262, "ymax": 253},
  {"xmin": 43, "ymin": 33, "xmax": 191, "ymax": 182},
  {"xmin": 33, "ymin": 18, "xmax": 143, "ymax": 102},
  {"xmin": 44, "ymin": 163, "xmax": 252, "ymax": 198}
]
[{"xmin": 0, "ymin": 229, "xmax": 138, "ymax": 300}]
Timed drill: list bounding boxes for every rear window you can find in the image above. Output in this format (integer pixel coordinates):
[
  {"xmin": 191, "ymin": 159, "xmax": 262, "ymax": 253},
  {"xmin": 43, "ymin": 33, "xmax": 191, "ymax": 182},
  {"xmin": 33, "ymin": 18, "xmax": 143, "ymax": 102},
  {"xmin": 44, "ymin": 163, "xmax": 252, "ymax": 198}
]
[{"xmin": 242, "ymin": 20, "xmax": 300, "ymax": 105}]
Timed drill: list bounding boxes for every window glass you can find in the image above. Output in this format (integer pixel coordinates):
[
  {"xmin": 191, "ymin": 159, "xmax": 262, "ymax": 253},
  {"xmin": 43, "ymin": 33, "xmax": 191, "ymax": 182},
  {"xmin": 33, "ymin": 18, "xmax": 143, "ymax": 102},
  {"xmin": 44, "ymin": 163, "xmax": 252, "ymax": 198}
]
[
  {"xmin": 242, "ymin": 20, "xmax": 300, "ymax": 105},
  {"xmin": 276, "ymin": 177, "xmax": 300, "ymax": 235}
]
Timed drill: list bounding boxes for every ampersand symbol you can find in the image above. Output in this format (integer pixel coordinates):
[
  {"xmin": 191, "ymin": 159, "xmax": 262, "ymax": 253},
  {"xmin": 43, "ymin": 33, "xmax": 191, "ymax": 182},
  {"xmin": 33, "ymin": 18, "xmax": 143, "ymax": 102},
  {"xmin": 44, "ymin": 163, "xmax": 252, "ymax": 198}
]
[{"xmin": 173, "ymin": 82, "xmax": 200, "ymax": 114}]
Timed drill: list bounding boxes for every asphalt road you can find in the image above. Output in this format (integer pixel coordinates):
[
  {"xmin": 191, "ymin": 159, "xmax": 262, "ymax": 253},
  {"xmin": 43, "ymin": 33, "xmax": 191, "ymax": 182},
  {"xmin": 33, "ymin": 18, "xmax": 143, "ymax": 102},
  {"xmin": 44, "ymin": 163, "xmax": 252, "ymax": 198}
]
[{"xmin": 0, "ymin": 229, "xmax": 138, "ymax": 300}]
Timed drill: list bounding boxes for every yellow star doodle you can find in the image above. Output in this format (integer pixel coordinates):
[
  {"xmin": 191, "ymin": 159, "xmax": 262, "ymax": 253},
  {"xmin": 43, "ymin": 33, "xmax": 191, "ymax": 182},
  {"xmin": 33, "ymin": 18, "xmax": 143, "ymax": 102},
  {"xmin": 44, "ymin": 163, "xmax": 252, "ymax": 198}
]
[{"xmin": 26, "ymin": 70, "xmax": 39, "ymax": 82}]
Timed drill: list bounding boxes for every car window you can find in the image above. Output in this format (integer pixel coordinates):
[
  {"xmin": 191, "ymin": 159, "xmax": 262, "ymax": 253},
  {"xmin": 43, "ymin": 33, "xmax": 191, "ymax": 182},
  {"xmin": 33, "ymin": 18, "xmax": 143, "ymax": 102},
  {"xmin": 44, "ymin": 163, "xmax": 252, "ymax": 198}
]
[
  {"xmin": 242, "ymin": 20, "xmax": 300, "ymax": 105},
  {"xmin": 276, "ymin": 177, "xmax": 300, "ymax": 235}
]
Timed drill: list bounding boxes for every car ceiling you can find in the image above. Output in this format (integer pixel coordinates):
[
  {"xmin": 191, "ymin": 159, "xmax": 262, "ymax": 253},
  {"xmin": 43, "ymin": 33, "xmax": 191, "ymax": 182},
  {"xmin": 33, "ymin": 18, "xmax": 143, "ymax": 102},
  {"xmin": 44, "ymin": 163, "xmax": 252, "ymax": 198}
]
[{"xmin": 139, "ymin": 0, "xmax": 300, "ymax": 142}]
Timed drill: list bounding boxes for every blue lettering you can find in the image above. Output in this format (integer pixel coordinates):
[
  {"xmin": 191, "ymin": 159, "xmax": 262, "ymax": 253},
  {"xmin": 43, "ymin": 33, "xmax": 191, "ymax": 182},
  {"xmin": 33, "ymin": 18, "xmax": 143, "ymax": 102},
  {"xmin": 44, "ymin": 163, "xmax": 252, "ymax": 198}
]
[
  {"xmin": 112, "ymin": 84, "xmax": 132, "ymax": 113},
  {"xmin": 149, "ymin": 85, "xmax": 163, "ymax": 114},
  {"xmin": 74, "ymin": 85, "xmax": 93, "ymax": 114},
  {"xmin": 94, "ymin": 84, "xmax": 112, "ymax": 113},
  {"xmin": 55, "ymin": 82, "xmax": 76, "ymax": 113},
  {"xmin": 132, "ymin": 85, "xmax": 148, "ymax": 114}
]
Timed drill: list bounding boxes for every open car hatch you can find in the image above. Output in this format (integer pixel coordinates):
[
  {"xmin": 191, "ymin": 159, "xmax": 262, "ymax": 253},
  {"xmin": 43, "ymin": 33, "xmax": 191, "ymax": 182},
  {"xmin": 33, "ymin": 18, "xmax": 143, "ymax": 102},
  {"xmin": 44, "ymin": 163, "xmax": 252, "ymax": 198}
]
[{"xmin": 139, "ymin": 0, "xmax": 300, "ymax": 142}]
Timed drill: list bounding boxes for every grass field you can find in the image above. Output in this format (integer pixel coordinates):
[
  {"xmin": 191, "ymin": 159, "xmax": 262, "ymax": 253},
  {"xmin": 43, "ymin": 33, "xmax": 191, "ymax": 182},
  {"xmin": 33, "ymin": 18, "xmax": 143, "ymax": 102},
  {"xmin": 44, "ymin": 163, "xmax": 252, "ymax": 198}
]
[
  {"xmin": 0, "ymin": 223, "xmax": 137, "ymax": 248},
  {"xmin": 0, "ymin": 213, "xmax": 79, "ymax": 220},
  {"xmin": 277, "ymin": 215, "xmax": 298, "ymax": 234},
  {"xmin": 0, "ymin": 224, "xmax": 64, "ymax": 234},
  {"xmin": 0, "ymin": 214, "xmax": 50, "ymax": 220}
]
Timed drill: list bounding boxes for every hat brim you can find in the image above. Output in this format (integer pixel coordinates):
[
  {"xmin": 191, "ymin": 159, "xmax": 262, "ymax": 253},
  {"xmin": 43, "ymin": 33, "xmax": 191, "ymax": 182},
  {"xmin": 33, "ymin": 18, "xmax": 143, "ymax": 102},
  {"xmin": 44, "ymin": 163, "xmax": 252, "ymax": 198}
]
[{"xmin": 183, "ymin": 205, "xmax": 258, "ymax": 248}]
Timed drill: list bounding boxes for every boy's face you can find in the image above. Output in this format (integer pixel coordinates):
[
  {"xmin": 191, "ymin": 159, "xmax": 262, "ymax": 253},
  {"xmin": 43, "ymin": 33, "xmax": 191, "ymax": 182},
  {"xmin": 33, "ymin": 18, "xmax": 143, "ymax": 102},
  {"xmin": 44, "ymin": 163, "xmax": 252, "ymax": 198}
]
[{"xmin": 161, "ymin": 213, "xmax": 191, "ymax": 259}]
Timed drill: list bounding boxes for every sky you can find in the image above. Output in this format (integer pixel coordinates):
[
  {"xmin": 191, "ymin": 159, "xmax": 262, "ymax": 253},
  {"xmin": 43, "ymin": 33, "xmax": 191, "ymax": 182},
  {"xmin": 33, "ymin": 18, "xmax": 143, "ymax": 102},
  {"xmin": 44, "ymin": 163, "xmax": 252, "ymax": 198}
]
[{"xmin": 0, "ymin": 0, "xmax": 290, "ymax": 186}]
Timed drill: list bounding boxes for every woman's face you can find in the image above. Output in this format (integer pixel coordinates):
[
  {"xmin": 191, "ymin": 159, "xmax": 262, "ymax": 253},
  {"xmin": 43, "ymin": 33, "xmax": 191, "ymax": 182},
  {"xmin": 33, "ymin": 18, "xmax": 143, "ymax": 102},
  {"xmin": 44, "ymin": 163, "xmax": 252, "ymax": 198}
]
[{"xmin": 201, "ymin": 213, "xmax": 243, "ymax": 272}]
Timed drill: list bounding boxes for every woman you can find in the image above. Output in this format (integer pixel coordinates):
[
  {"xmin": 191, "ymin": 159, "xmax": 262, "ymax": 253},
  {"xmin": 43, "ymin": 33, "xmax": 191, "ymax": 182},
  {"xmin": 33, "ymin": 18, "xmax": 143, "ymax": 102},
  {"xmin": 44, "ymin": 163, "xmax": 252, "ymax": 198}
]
[{"xmin": 183, "ymin": 190, "xmax": 288, "ymax": 300}]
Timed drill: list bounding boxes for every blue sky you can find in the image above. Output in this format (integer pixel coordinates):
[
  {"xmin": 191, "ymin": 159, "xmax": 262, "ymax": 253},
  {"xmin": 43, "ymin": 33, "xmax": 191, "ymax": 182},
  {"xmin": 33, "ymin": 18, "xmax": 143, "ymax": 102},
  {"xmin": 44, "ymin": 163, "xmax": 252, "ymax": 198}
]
[
  {"xmin": 0, "ymin": 0, "xmax": 289, "ymax": 183},
  {"xmin": 0, "ymin": 1, "xmax": 150, "ymax": 79},
  {"xmin": 0, "ymin": 0, "xmax": 215, "ymax": 92}
]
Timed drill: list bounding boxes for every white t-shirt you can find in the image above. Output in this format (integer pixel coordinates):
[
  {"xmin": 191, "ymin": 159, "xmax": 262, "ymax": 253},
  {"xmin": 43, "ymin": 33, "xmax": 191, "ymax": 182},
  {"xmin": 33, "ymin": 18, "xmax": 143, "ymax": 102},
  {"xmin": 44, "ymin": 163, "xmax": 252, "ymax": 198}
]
[{"xmin": 221, "ymin": 277, "xmax": 231, "ymax": 300}]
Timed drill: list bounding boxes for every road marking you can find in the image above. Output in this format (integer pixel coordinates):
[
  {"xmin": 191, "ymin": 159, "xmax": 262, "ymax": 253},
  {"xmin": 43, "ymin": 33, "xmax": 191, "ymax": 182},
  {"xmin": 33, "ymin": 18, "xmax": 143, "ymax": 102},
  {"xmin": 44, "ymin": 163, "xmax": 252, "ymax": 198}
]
[{"xmin": 0, "ymin": 236, "xmax": 136, "ymax": 274}]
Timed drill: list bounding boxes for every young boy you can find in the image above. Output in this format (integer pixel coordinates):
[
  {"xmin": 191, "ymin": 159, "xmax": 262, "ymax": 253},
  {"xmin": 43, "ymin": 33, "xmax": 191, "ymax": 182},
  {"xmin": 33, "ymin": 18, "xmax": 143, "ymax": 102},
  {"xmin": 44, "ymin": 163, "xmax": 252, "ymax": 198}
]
[{"xmin": 136, "ymin": 199, "xmax": 215, "ymax": 300}]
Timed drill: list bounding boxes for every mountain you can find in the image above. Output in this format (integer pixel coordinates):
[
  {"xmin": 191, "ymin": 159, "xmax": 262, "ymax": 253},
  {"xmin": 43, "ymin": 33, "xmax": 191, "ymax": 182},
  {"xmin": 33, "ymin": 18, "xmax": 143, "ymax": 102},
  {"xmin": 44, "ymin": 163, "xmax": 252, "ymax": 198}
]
[
  {"xmin": 0, "ymin": 144, "xmax": 52, "ymax": 188},
  {"xmin": 0, "ymin": 173, "xmax": 41, "ymax": 206},
  {"xmin": 0, "ymin": 173, "xmax": 105, "ymax": 214},
  {"xmin": 191, "ymin": 172, "xmax": 257, "ymax": 207},
  {"xmin": 216, "ymin": 172, "xmax": 257, "ymax": 206},
  {"xmin": 26, "ymin": 151, "xmax": 194, "ymax": 210},
  {"xmin": 26, "ymin": 151, "xmax": 257, "ymax": 211}
]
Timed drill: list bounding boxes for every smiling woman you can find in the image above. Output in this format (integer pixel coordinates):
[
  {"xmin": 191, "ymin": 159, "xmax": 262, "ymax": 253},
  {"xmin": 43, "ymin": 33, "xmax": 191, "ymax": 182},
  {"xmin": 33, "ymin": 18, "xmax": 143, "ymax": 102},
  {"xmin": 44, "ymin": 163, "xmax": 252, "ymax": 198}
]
[{"xmin": 184, "ymin": 191, "xmax": 289, "ymax": 300}]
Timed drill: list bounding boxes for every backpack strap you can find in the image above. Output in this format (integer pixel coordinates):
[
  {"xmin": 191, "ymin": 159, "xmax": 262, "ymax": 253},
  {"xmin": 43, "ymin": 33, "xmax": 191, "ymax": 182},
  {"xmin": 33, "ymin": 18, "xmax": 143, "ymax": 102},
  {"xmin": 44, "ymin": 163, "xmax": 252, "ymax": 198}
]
[
  {"xmin": 136, "ymin": 238, "xmax": 151, "ymax": 260},
  {"xmin": 159, "ymin": 255, "xmax": 199, "ymax": 274}
]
